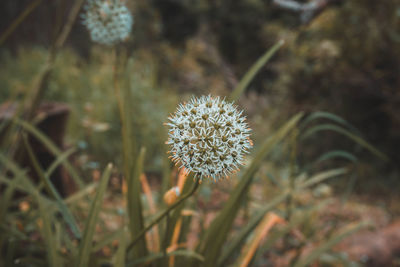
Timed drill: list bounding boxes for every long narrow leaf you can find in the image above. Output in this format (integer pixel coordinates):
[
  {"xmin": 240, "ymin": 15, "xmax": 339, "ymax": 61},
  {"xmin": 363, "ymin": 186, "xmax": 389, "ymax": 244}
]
[
  {"xmin": 254, "ymin": 200, "xmax": 332, "ymax": 264},
  {"xmin": 15, "ymin": 119, "xmax": 84, "ymax": 188},
  {"xmin": 0, "ymin": 153, "xmax": 37, "ymax": 194},
  {"xmin": 218, "ymin": 192, "xmax": 289, "ymax": 266},
  {"xmin": 65, "ymin": 182, "xmax": 98, "ymax": 204},
  {"xmin": 229, "ymin": 40, "xmax": 284, "ymax": 102},
  {"xmin": 127, "ymin": 250, "xmax": 204, "ymax": 266},
  {"xmin": 113, "ymin": 228, "xmax": 128, "ymax": 267},
  {"xmin": 302, "ymin": 123, "xmax": 388, "ymax": 161},
  {"xmin": 45, "ymin": 147, "xmax": 76, "ymax": 178},
  {"xmin": 165, "ymin": 173, "xmax": 194, "ymax": 245},
  {"xmin": 0, "ymin": 166, "xmax": 28, "ymax": 225},
  {"xmin": 314, "ymin": 150, "xmax": 358, "ymax": 164},
  {"xmin": 37, "ymin": 195, "xmax": 60, "ymax": 267},
  {"xmin": 300, "ymin": 111, "xmax": 361, "ymax": 135},
  {"xmin": 127, "ymin": 147, "xmax": 148, "ymax": 257},
  {"xmin": 77, "ymin": 163, "xmax": 113, "ymax": 267},
  {"xmin": 198, "ymin": 112, "xmax": 304, "ymax": 266},
  {"xmin": 238, "ymin": 213, "xmax": 284, "ymax": 267},
  {"xmin": 22, "ymin": 135, "xmax": 81, "ymax": 239},
  {"xmin": 293, "ymin": 222, "xmax": 369, "ymax": 267},
  {"xmin": 0, "ymin": 0, "xmax": 43, "ymax": 45},
  {"xmin": 92, "ymin": 227, "xmax": 125, "ymax": 252},
  {"xmin": 297, "ymin": 167, "xmax": 347, "ymax": 190}
]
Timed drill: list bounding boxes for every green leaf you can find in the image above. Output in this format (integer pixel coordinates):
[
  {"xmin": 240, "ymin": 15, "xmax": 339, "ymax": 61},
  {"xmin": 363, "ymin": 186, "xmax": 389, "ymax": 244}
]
[
  {"xmin": 229, "ymin": 40, "xmax": 284, "ymax": 102},
  {"xmin": 0, "ymin": 153, "xmax": 37, "ymax": 194},
  {"xmin": 77, "ymin": 163, "xmax": 113, "ymax": 267},
  {"xmin": 161, "ymin": 154, "xmax": 172, "ymax": 204},
  {"xmin": 65, "ymin": 182, "xmax": 98, "ymax": 204},
  {"xmin": 113, "ymin": 228, "xmax": 128, "ymax": 267},
  {"xmin": 165, "ymin": 173, "xmax": 195, "ymax": 244},
  {"xmin": 302, "ymin": 123, "xmax": 388, "ymax": 161},
  {"xmin": 218, "ymin": 192, "xmax": 289, "ymax": 266},
  {"xmin": 22, "ymin": 134, "xmax": 81, "ymax": 239},
  {"xmin": 314, "ymin": 150, "xmax": 358, "ymax": 164},
  {"xmin": 300, "ymin": 111, "xmax": 361, "ymax": 135},
  {"xmin": 127, "ymin": 250, "xmax": 204, "ymax": 266},
  {"xmin": 127, "ymin": 147, "xmax": 148, "ymax": 258},
  {"xmin": 37, "ymin": 195, "xmax": 61, "ymax": 267},
  {"xmin": 197, "ymin": 112, "xmax": 304, "ymax": 266},
  {"xmin": 126, "ymin": 175, "xmax": 199, "ymax": 255},
  {"xmin": 253, "ymin": 200, "xmax": 332, "ymax": 264},
  {"xmin": 293, "ymin": 222, "xmax": 369, "ymax": 267},
  {"xmin": 45, "ymin": 147, "xmax": 76, "ymax": 178},
  {"xmin": 0, "ymin": 182, "xmax": 16, "ymax": 225},
  {"xmin": 15, "ymin": 119, "xmax": 85, "ymax": 189},
  {"xmin": 297, "ymin": 167, "xmax": 348, "ymax": 190},
  {"xmin": 92, "ymin": 227, "xmax": 124, "ymax": 252},
  {"xmin": 0, "ymin": 159, "xmax": 31, "ymax": 225}
]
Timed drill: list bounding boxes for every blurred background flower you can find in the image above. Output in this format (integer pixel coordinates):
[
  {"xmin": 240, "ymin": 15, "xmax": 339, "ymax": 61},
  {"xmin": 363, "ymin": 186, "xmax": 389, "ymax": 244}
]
[{"xmin": 82, "ymin": 0, "xmax": 133, "ymax": 45}]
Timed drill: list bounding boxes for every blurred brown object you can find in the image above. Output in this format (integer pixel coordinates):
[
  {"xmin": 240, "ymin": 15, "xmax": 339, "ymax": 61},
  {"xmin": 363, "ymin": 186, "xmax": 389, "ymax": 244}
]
[
  {"xmin": 272, "ymin": 0, "xmax": 342, "ymax": 23},
  {"xmin": 337, "ymin": 220, "xmax": 400, "ymax": 266},
  {"xmin": 0, "ymin": 101, "xmax": 76, "ymax": 197}
]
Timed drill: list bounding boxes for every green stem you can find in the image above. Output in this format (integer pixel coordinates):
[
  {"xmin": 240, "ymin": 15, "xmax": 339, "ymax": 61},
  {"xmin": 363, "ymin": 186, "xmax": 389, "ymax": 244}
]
[
  {"xmin": 0, "ymin": 0, "xmax": 43, "ymax": 45},
  {"xmin": 126, "ymin": 179, "xmax": 200, "ymax": 253},
  {"xmin": 162, "ymin": 211, "xmax": 170, "ymax": 264},
  {"xmin": 286, "ymin": 128, "xmax": 298, "ymax": 221}
]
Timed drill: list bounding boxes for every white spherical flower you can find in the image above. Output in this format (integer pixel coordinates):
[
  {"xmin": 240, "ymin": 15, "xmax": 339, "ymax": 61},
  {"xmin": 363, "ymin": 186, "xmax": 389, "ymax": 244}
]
[
  {"xmin": 82, "ymin": 0, "xmax": 133, "ymax": 45},
  {"xmin": 165, "ymin": 95, "xmax": 253, "ymax": 182}
]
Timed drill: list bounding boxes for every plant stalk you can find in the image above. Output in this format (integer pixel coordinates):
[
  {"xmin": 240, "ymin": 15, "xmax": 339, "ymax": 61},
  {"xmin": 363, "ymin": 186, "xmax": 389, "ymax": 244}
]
[{"xmin": 126, "ymin": 178, "xmax": 200, "ymax": 253}]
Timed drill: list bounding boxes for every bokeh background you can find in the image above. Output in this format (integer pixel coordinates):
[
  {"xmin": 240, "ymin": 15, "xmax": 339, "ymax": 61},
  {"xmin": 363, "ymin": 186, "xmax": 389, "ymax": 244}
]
[{"xmin": 1, "ymin": 0, "xmax": 399, "ymax": 266}]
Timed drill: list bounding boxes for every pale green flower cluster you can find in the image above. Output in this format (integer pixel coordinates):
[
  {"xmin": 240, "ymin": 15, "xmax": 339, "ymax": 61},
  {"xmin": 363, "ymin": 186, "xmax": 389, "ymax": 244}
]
[{"xmin": 82, "ymin": 0, "xmax": 133, "ymax": 45}]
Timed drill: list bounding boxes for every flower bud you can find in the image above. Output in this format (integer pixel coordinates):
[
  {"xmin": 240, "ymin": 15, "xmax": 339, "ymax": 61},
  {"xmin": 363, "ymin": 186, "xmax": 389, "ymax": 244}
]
[{"xmin": 163, "ymin": 186, "xmax": 180, "ymax": 206}]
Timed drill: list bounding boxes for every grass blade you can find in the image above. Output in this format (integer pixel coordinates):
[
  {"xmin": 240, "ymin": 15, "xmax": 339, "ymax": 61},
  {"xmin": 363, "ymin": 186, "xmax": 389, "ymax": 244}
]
[
  {"xmin": 229, "ymin": 40, "xmax": 284, "ymax": 102},
  {"xmin": 293, "ymin": 222, "xmax": 369, "ymax": 267},
  {"xmin": 15, "ymin": 119, "xmax": 84, "ymax": 189},
  {"xmin": 127, "ymin": 250, "xmax": 204, "ymax": 266},
  {"xmin": 113, "ymin": 228, "xmax": 128, "ymax": 267},
  {"xmin": 22, "ymin": 134, "xmax": 81, "ymax": 239},
  {"xmin": 126, "ymin": 175, "xmax": 200, "ymax": 255},
  {"xmin": 218, "ymin": 192, "xmax": 289, "ymax": 266},
  {"xmin": 165, "ymin": 173, "xmax": 194, "ymax": 244},
  {"xmin": 77, "ymin": 163, "xmax": 113, "ymax": 267},
  {"xmin": 92, "ymin": 228, "xmax": 125, "ymax": 252},
  {"xmin": 0, "ymin": 154, "xmax": 38, "ymax": 210},
  {"xmin": 45, "ymin": 147, "xmax": 76, "ymax": 178},
  {"xmin": 0, "ymin": 0, "xmax": 43, "ymax": 45},
  {"xmin": 140, "ymin": 173, "xmax": 159, "ymax": 251},
  {"xmin": 37, "ymin": 195, "xmax": 60, "ymax": 267},
  {"xmin": 127, "ymin": 147, "xmax": 148, "ymax": 258},
  {"xmin": 65, "ymin": 182, "xmax": 98, "ymax": 204},
  {"xmin": 314, "ymin": 150, "xmax": 358, "ymax": 164},
  {"xmin": 300, "ymin": 111, "xmax": 361, "ymax": 135},
  {"xmin": 238, "ymin": 213, "xmax": 284, "ymax": 267},
  {"xmin": 297, "ymin": 167, "xmax": 348, "ymax": 190},
  {"xmin": 302, "ymin": 123, "xmax": 388, "ymax": 161},
  {"xmin": 198, "ymin": 112, "xmax": 304, "ymax": 266}
]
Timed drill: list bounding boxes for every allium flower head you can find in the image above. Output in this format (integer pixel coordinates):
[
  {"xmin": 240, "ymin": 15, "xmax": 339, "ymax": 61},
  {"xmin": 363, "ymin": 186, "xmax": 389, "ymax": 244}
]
[
  {"xmin": 165, "ymin": 95, "xmax": 253, "ymax": 182},
  {"xmin": 82, "ymin": 0, "xmax": 133, "ymax": 45}
]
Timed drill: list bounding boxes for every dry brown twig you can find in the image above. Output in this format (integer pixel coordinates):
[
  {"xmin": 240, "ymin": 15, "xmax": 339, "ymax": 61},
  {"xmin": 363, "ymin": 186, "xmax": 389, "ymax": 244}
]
[{"xmin": 26, "ymin": 0, "xmax": 86, "ymax": 120}]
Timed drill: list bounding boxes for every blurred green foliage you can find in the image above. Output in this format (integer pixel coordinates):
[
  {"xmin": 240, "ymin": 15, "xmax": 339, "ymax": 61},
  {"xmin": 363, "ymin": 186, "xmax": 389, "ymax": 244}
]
[
  {"xmin": 0, "ymin": 0, "xmax": 398, "ymax": 266},
  {"xmin": 0, "ymin": 47, "xmax": 178, "ymax": 170}
]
